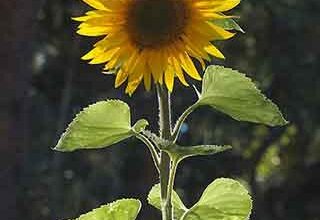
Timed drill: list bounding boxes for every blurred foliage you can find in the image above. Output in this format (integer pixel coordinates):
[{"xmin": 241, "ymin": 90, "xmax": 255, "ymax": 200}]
[{"xmin": 17, "ymin": 0, "xmax": 320, "ymax": 220}]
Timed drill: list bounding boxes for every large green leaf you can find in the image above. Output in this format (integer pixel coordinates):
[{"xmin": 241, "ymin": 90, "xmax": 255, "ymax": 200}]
[
  {"xmin": 148, "ymin": 184, "xmax": 188, "ymax": 220},
  {"xmin": 198, "ymin": 66, "xmax": 288, "ymax": 126},
  {"xmin": 55, "ymin": 100, "xmax": 148, "ymax": 152},
  {"xmin": 71, "ymin": 199, "xmax": 141, "ymax": 220},
  {"xmin": 182, "ymin": 178, "xmax": 252, "ymax": 220}
]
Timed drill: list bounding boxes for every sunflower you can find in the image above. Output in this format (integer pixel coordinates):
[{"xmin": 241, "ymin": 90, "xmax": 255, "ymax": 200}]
[{"xmin": 74, "ymin": 0, "xmax": 240, "ymax": 95}]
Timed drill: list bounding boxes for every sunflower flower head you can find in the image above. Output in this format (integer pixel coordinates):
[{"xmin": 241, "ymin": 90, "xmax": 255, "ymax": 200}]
[{"xmin": 74, "ymin": 0, "xmax": 240, "ymax": 95}]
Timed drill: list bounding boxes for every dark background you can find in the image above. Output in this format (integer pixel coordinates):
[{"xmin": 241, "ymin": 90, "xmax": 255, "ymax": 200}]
[{"xmin": 1, "ymin": 0, "xmax": 320, "ymax": 219}]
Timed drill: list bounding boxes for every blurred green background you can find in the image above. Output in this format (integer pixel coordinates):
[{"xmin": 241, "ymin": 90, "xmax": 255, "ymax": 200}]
[{"xmin": 1, "ymin": 0, "xmax": 320, "ymax": 219}]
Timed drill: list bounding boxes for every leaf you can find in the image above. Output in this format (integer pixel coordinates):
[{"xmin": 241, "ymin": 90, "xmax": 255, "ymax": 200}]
[
  {"xmin": 169, "ymin": 145, "xmax": 232, "ymax": 161},
  {"xmin": 132, "ymin": 119, "xmax": 149, "ymax": 133},
  {"xmin": 72, "ymin": 199, "xmax": 141, "ymax": 220},
  {"xmin": 148, "ymin": 184, "xmax": 188, "ymax": 220},
  {"xmin": 213, "ymin": 18, "xmax": 245, "ymax": 33},
  {"xmin": 182, "ymin": 178, "xmax": 252, "ymax": 220},
  {"xmin": 198, "ymin": 65, "xmax": 288, "ymax": 126},
  {"xmin": 55, "ymin": 100, "xmax": 148, "ymax": 152}
]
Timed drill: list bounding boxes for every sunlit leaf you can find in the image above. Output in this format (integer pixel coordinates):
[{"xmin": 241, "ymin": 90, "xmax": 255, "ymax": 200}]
[
  {"xmin": 71, "ymin": 199, "xmax": 141, "ymax": 220},
  {"xmin": 55, "ymin": 100, "xmax": 148, "ymax": 151},
  {"xmin": 182, "ymin": 178, "xmax": 252, "ymax": 220},
  {"xmin": 148, "ymin": 184, "xmax": 187, "ymax": 220},
  {"xmin": 198, "ymin": 65, "xmax": 288, "ymax": 126}
]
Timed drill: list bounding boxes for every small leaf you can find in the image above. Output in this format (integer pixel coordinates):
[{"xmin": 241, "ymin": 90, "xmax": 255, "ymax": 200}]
[
  {"xmin": 198, "ymin": 65, "xmax": 288, "ymax": 126},
  {"xmin": 132, "ymin": 119, "xmax": 149, "ymax": 133},
  {"xmin": 148, "ymin": 184, "xmax": 187, "ymax": 220},
  {"xmin": 71, "ymin": 199, "xmax": 141, "ymax": 220},
  {"xmin": 169, "ymin": 145, "xmax": 232, "ymax": 161},
  {"xmin": 213, "ymin": 18, "xmax": 245, "ymax": 33},
  {"xmin": 55, "ymin": 100, "xmax": 148, "ymax": 152},
  {"xmin": 182, "ymin": 178, "xmax": 252, "ymax": 220}
]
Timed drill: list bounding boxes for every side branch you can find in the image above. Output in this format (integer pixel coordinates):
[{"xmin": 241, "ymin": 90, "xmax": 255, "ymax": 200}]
[{"xmin": 172, "ymin": 103, "xmax": 198, "ymax": 142}]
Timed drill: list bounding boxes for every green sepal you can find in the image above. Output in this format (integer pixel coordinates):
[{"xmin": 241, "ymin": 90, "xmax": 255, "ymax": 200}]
[
  {"xmin": 213, "ymin": 18, "xmax": 245, "ymax": 33},
  {"xmin": 54, "ymin": 100, "xmax": 148, "ymax": 152},
  {"xmin": 198, "ymin": 65, "xmax": 288, "ymax": 127},
  {"xmin": 70, "ymin": 198, "xmax": 141, "ymax": 220},
  {"xmin": 182, "ymin": 178, "xmax": 252, "ymax": 220},
  {"xmin": 148, "ymin": 184, "xmax": 187, "ymax": 220}
]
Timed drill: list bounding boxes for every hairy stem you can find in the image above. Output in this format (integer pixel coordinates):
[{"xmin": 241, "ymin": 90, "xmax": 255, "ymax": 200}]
[
  {"xmin": 157, "ymin": 84, "xmax": 173, "ymax": 220},
  {"xmin": 167, "ymin": 158, "xmax": 179, "ymax": 219}
]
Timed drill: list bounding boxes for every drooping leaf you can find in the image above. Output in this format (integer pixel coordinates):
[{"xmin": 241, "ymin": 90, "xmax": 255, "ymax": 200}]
[
  {"xmin": 71, "ymin": 199, "xmax": 141, "ymax": 220},
  {"xmin": 169, "ymin": 145, "xmax": 232, "ymax": 161},
  {"xmin": 213, "ymin": 18, "xmax": 245, "ymax": 33},
  {"xmin": 182, "ymin": 178, "xmax": 252, "ymax": 220},
  {"xmin": 55, "ymin": 100, "xmax": 148, "ymax": 152},
  {"xmin": 148, "ymin": 184, "xmax": 188, "ymax": 220},
  {"xmin": 198, "ymin": 65, "xmax": 288, "ymax": 126}
]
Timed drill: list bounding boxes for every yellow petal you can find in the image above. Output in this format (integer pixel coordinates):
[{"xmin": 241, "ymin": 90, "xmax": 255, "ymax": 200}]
[
  {"xmin": 125, "ymin": 75, "xmax": 143, "ymax": 95},
  {"xmin": 148, "ymin": 50, "xmax": 164, "ymax": 84},
  {"xmin": 89, "ymin": 48, "xmax": 119, "ymax": 64},
  {"xmin": 211, "ymin": 0, "xmax": 240, "ymax": 12},
  {"xmin": 198, "ymin": 10, "xmax": 236, "ymax": 19},
  {"xmin": 171, "ymin": 57, "xmax": 189, "ymax": 86},
  {"xmin": 208, "ymin": 22, "xmax": 236, "ymax": 40},
  {"xmin": 179, "ymin": 52, "xmax": 201, "ymax": 80},
  {"xmin": 205, "ymin": 44, "xmax": 225, "ymax": 59},
  {"xmin": 77, "ymin": 26, "xmax": 112, "ymax": 36},
  {"xmin": 81, "ymin": 47, "xmax": 104, "ymax": 60},
  {"xmin": 195, "ymin": 0, "xmax": 240, "ymax": 11},
  {"xmin": 115, "ymin": 69, "xmax": 128, "ymax": 88},
  {"xmin": 104, "ymin": 52, "xmax": 121, "ymax": 69},
  {"xmin": 165, "ymin": 65, "xmax": 175, "ymax": 92},
  {"xmin": 82, "ymin": 0, "xmax": 107, "ymax": 10}
]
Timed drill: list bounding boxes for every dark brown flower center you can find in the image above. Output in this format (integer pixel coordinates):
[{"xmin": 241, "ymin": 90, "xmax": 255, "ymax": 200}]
[{"xmin": 126, "ymin": 0, "xmax": 190, "ymax": 48}]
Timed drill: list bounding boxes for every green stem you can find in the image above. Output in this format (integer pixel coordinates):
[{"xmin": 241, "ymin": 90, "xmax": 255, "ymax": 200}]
[
  {"xmin": 136, "ymin": 133, "xmax": 160, "ymax": 173},
  {"xmin": 167, "ymin": 159, "xmax": 179, "ymax": 219},
  {"xmin": 157, "ymin": 85, "xmax": 172, "ymax": 139},
  {"xmin": 172, "ymin": 103, "xmax": 198, "ymax": 142},
  {"xmin": 157, "ymin": 84, "xmax": 173, "ymax": 220}
]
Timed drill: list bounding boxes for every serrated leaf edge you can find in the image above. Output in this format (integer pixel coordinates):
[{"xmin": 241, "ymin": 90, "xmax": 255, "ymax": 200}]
[
  {"xmin": 72, "ymin": 198, "xmax": 141, "ymax": 220},
  {"xmin": 54, "ymin": 99, "xmax": 133, "ymax": 151},
  {"xmin": 182, "ymin": 178, "xmax": 253, "ymax": 220},
  {"xmin": 199, "ymin": 65, "xmax": 289, "ymax": 126}
]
